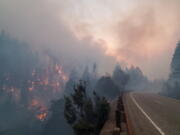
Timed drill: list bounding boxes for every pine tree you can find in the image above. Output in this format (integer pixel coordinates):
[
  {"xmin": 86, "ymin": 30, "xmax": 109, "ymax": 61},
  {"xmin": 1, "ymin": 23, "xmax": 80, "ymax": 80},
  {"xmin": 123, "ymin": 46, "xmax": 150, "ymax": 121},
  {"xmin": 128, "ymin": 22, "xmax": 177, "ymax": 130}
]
[
  {"xmin": 112, "ymin": 65, "xmax": 129, "ymax": 90},
  {"xmin": 170, "ymin": 41, "xmax": 180, "ymax": 80},
  {"xmin": 64, "ymin": 81, "xmax": 110, "ymax": 135},
  {"xmin": 164, "ymin": 41, "xmax": 180, "ymax": 99}
]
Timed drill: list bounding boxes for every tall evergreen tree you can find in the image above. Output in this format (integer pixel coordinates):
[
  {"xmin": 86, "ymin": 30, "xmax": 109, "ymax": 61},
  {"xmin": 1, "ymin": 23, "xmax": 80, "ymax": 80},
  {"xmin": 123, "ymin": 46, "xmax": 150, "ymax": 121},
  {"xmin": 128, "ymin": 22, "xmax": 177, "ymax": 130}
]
[
  {"xmin": 170, "ymin": 41, "xmax": 180, "ymax": 80},
  {"xmin": 164, "ymin": 41, "xmax": 180, "ymax": 99},
  {"xmin": 112, "ymin": 65, "xmax": 129, "ymax": 90},
  {"xmin": 64, "ymin": 81, "xmax": 110, "ymax": 135}
]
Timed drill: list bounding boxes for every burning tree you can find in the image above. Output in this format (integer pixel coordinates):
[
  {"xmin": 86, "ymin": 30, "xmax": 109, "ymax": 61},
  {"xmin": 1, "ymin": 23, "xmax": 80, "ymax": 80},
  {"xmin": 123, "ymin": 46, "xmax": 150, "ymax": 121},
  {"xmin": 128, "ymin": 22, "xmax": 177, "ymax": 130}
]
[{"xmin": 0, "ymin": 32, "xmax": 69, "ymax": 134}]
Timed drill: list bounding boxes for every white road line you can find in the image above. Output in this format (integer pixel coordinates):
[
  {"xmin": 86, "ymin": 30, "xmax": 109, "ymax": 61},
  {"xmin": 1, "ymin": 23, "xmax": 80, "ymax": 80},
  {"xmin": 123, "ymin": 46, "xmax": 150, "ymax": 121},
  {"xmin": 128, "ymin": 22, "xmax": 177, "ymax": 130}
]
[{"xmin": 130, "ymin": 93, "xmax": 165, "ymax": 135}]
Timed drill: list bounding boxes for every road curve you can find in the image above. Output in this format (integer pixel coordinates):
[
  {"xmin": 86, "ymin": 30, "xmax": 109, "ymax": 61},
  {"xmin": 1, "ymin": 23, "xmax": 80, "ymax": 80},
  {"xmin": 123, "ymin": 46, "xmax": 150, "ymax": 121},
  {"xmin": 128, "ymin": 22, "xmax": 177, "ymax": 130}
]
[{"xmin": 123, "ymin": 92, "xmax": 180, "ymax": 135}]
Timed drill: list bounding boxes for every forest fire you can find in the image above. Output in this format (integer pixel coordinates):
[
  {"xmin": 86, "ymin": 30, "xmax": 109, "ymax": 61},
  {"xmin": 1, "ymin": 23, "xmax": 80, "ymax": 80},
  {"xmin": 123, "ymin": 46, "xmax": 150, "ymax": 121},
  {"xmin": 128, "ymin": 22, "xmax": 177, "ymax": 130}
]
[
  {"xmin": 27, "ymin": 62, "xmax": 69, "ymax": 93},
  {"xmin": 0, "ymin": 54, "xmax": 69, "ymax": 122},
  {"xmin": 25, "ymin": 61, "xmax": 69, "ymax": 121},
  {"xmin": 55, "ymin": 64, "xmax": 69, "ymax": 81},
  {"xmin": 30, "ymin": 99, "xmax": 41, "ymax": 107},
  {"xmin": 36, "ymin": 112, "xmax": 47, "ymax": 121},
  {"xmin": 28, "ymin": 87, "xmax": 33, "ymax": 92},
  {"xmin": 1, "ymin": 0, "xmax": 180, "ymax": 134},
  {"xmin": 29, "ymin": 99, "xmax": 48, "ymax": 121}
]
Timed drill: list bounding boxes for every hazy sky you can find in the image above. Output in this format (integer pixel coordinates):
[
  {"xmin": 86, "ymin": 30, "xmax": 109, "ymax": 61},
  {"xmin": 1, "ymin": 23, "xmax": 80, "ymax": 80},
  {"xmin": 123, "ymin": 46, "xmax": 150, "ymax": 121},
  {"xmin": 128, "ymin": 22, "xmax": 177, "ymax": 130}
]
[{"xmin": 0, "ymin": 0, "xmax": 180, "ymax": 79}]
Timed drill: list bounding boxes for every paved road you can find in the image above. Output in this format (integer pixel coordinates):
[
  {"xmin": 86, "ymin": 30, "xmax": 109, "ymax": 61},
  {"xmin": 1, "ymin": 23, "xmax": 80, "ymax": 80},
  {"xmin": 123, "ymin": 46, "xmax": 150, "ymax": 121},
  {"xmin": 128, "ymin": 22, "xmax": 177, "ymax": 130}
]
[{"xmin": 123, "ymin": 92, "xmax": 180, "ymax": 135}]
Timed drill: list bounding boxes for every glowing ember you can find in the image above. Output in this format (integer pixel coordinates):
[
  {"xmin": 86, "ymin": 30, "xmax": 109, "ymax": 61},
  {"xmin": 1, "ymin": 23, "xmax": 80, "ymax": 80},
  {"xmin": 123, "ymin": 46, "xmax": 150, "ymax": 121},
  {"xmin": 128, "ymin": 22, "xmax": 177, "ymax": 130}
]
[
  {"xmin": 55, "ymin": 64, "xmax": 69, "ymax": 81},
  {"xmin": 29, "ymin": 99, "xmax": 48, "ymax": 121},
  {"xmin": 31, "ymin": 99, "xmax": 40, "ymax": 107},
  {"xmin": 28, "ymin": 87, "xmax": 33, "ymax": 92},
  {"xmin": 1, "ymin": 56, "xmax": 68, "ymax": 121},
  {"xmin": 36, "ymin": 112, "xmax": 47, "ymax": 121},
  {"xmin": 62, "ymin": 75, "xmax": 68, "ymax": 81}
]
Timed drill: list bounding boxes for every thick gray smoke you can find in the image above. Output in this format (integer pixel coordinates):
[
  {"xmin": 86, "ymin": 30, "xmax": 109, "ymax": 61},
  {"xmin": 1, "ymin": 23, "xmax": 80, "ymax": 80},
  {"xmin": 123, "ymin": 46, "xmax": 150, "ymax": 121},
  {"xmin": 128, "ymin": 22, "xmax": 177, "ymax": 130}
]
[
  {"xmin": 0, "ymin": 0, "xmax": 116, "ymax": 74},
  {"xmin": 0, "ymin": 0, "xmax": 179, "ymax": 135}
]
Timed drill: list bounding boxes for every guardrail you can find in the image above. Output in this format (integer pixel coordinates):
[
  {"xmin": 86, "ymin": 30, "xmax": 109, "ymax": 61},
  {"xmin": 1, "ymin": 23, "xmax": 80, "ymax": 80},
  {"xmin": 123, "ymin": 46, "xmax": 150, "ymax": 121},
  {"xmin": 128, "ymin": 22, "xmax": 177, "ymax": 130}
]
[
  {"xmin": 122, "ymin": 93, "xmax": 135, "ymax": 135},
  {"xmin": 100, "ymin": 92, "xmax": 135, "ymax": 135}
]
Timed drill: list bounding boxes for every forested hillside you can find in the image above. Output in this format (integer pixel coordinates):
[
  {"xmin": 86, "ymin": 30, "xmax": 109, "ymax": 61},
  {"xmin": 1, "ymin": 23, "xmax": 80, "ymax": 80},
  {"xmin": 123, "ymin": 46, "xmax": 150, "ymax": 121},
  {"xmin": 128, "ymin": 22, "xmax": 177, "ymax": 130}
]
[{"xmin": 163, "ymin": 41, "xmax": 180, "ymax": 99}]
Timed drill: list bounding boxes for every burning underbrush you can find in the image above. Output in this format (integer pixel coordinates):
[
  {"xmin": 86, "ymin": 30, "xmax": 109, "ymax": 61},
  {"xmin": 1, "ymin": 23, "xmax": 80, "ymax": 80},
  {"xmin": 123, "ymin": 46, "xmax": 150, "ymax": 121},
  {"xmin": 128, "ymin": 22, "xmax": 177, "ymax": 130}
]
[
  {"xmin": 0, "ymin": 33, "xmax": 72, "ymax": 135},
  {"xmin": 29, "ymin": 99, "xmax": 48, "ymax": 121},
  {"xmin": 0, "ymin": 54, "xmax": 69, "ymax": 122},
  {"xmin": 0, "ymin": 31, "xmax": 156, "ymax": 135}
]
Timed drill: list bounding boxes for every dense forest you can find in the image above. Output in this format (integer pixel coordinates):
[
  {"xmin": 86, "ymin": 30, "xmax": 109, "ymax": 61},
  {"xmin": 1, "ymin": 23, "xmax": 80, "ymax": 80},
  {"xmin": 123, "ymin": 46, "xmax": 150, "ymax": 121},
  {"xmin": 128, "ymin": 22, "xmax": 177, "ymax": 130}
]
[
  {"xmin": 0, "ymin": 31, "xmax": 70, "ymax": 135},
  {"xmin": 0, "ymin": 31, "xmax": 163, "ymax": 135}
]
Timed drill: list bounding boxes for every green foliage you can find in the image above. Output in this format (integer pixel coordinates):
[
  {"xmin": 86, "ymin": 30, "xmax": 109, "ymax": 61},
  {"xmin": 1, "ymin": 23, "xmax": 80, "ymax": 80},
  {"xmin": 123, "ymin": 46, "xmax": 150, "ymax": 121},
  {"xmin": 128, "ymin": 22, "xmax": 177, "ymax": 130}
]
[
  {"xmin": 95, "ymin": 96, "xmax": 110, "ymax": 130},
  {"xmin": 64, "ymin": 81, "xmax": 110, "ymax": 135},
  {"xmin": 73, "ymin": 119, "xmax": 94, "ymax": 135},
  {"xmin": 171, "ymin": 41, "xmax": 180, "ymax": 79},
  {"xmin": 71, "ymin": 81, "xmax": 86, "ymax": 113},
  {"xmin": 163, "ymin": 41, "xmax": 180, "ymax": 99},
  {"xmin": 112, "ymin": 65, "xmax": 129, "ymax": 90},
  {"xmin": 64, "ymin": 97, "xmax": 77, "ymax": 125},
  {"xmin": 83, "ymin": 98, "xmax": 94, "ymax": 122}
]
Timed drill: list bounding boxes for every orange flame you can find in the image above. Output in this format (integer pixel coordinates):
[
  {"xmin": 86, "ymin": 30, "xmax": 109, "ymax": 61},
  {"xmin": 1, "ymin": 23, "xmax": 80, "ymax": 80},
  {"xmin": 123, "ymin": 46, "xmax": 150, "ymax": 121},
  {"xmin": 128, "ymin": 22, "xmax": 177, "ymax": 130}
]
[{"xmin": 36, "ymin": 112, "xmax": 47, "ymax": 121}]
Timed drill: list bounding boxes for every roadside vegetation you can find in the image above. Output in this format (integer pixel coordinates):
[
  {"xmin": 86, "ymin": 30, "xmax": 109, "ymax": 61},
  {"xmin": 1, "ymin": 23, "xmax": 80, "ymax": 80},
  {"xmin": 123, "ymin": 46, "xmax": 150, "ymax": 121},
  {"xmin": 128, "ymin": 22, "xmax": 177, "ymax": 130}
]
[
  {"xmin": 64, "ymin": 81, "xmax": 110, "ymax": 135},
  {"xmin": 0, "ymin": 31, "xmax": 162, "ymax": 135},
  {"xmin": 163, "ymin": 41, "xmax": 180, "ymax": 99}
]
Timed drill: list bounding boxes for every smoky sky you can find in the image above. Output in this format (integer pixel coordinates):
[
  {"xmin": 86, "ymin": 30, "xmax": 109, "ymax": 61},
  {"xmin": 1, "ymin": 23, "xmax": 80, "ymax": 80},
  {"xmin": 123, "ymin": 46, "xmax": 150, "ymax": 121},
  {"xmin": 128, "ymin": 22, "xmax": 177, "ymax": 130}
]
[
  {"xmin": 0, "ymin": 0, "xmax": 180, "ymax": 79},
  {"xmin": 112, "ymin": 0, "xmax": 180, "ymax": 79},
  {"xmin": 0, "ymin": 0, "xmax": 117, "ymax": 75}
]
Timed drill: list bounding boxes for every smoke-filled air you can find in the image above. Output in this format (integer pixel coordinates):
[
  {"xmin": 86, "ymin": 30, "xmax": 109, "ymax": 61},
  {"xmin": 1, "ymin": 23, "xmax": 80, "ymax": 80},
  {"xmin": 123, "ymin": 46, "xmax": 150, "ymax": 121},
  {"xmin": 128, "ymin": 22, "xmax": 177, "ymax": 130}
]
[{"xmin": 0, "ymin": 0, "xmax": 180, "ymax": 135}]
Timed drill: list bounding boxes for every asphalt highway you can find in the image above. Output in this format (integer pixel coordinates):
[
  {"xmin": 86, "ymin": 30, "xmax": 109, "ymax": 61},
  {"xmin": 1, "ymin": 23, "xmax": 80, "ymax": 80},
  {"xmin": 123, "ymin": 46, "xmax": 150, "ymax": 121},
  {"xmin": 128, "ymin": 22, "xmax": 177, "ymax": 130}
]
[{"xmin": 123, "ymin": 92, "xmax": 180, "ymax": 135}]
